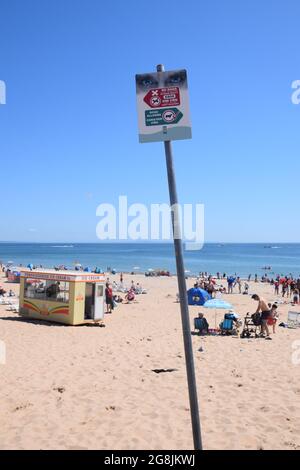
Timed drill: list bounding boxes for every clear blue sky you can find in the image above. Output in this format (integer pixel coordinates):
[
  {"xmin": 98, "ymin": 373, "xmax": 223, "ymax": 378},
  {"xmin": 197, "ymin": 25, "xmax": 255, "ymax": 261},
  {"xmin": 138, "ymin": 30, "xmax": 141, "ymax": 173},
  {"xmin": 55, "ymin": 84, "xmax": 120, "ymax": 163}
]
[{"xmin": 0, "ymin": 0, "xmax": 299, "ymax": 243}]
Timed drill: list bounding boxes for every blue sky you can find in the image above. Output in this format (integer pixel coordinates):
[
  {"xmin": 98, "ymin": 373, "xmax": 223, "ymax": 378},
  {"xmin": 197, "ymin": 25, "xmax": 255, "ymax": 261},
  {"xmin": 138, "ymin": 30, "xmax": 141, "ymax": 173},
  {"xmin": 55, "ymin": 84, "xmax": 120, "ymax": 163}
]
[{"xmin": 0, "ymin": 0, "xmax": 299, "ymax": 243}]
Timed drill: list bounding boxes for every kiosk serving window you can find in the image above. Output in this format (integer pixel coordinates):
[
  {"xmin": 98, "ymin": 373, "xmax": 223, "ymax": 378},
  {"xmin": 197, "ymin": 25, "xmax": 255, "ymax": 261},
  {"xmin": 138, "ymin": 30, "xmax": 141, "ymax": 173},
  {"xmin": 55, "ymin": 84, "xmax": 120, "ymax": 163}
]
[{"xmin": 24, "ymin": 278, "xmax": 70, "ymax": 303}]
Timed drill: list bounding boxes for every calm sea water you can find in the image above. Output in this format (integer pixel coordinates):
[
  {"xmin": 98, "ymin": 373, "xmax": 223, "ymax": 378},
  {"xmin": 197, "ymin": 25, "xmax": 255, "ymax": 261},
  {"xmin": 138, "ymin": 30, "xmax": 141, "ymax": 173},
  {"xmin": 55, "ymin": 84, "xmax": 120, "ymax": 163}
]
[{"xmin": 1, "ymin": 242, "xmax": 300, "ymax": 278}]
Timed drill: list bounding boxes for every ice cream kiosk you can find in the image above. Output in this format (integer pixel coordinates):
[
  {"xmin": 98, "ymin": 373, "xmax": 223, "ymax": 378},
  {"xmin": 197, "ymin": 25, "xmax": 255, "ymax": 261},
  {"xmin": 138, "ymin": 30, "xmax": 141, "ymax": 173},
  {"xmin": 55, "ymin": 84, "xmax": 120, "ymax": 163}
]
[{"xmin": 19, "ymin": 269, "xmax": 106, "ymax": 325}]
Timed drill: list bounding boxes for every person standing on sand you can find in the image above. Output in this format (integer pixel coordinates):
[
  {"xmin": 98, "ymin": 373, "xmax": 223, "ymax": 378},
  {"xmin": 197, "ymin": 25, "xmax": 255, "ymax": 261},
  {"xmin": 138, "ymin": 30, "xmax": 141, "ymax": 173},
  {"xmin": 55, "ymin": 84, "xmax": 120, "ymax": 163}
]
[
  {"xmin": 282, "ymin": 281, "xmax": 288, "ymax": 298},
  {"xmin": 293, "ymin": 289, "xmax": 299, "ymax": 305},
  {"xmin": 252, "ymin": 294, "xmax": 272, "ymax": 340},
  {"xmin": 105, "ymin": 282, "xmax": 113, "ymax": 313},
  {"xmin": 236, "ymin": 277, "xmax": 242, "ymax": 294},
  {"xmin": 120, "ymin": 272, "xmax": 123, "ymax": 284},
  {"xmin": 227, "ymin": 276, "xmax": 235, "ymax": 294},
  {"xmin": 268, "ymin": 303, "xmax": 279, "ymax": 334}
]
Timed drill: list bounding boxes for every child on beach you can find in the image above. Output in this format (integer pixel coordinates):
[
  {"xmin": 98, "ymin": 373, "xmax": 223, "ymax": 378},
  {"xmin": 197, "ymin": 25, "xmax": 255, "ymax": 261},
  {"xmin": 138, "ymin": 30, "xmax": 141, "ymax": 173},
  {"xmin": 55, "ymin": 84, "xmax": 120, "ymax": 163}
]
[
  {"xmin": 243, "ymin": 282, "xmax": 249, "ymax": 295},
  {"xmin": 267, "ymin": 304, "xmax": 279, "ymax": 334}
]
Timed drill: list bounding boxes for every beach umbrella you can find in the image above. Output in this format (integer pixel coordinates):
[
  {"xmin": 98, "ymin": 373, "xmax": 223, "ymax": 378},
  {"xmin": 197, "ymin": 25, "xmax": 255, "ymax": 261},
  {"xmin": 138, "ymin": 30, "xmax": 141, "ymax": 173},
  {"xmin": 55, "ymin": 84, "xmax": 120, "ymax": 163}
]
[
  {"xmin": 27, "ymin": 263, "xmax": 33, "ymax": 270},
  {"xmin": 204, "ymin": 299, "xmax": 232, "ymax": 309},
  {"xmin": 204, "ymin": 298, "xmax": 233, "ymax": 329},
  {"xmin": 84, "ymin": 267, "xmax": 91, "ymax": 272}
]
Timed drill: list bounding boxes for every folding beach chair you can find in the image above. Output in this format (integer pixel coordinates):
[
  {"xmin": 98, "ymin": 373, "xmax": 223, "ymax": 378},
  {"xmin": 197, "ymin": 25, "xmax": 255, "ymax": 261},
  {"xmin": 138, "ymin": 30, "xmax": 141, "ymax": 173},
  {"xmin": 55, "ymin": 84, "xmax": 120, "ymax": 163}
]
[
  {"xmin": 220, "ymin": 313, "xmax": 239, "ymax": 335},
  {"xmin": 287, "ymin": 311, "xmax": 300, "ymax": 329},
  {"xmin": 194, "ymin": 317, "xmax": 209, "ymax": 335}
]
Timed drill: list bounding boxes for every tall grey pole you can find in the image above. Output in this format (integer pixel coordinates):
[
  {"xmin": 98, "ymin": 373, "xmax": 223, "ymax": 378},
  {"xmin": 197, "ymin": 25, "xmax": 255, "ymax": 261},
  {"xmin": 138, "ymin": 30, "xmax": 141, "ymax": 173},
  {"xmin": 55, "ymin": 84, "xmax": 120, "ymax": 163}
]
[{"xmin": 156, "ymin": 64, "xmax": 202, "ymax": 450}]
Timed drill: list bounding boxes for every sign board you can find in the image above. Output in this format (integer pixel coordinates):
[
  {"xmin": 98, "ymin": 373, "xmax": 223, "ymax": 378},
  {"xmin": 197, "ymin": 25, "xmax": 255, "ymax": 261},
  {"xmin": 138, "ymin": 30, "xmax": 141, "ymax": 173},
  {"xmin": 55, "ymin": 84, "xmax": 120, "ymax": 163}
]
[{"xmin": 136, "ymin": 69, "xmax": 192, "ymax": 143}]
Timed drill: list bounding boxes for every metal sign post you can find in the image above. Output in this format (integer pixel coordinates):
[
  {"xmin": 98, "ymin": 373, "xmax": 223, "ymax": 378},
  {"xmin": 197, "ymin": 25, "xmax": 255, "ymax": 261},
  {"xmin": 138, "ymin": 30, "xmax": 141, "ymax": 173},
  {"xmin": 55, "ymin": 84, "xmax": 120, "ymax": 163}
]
[
  {"xmin": 158, "ymin": 63, "xmax": 202, "ymax": 451},
  {"xmin": 136, "ymin": 63, "xmax": 202, "ymax": 450}
]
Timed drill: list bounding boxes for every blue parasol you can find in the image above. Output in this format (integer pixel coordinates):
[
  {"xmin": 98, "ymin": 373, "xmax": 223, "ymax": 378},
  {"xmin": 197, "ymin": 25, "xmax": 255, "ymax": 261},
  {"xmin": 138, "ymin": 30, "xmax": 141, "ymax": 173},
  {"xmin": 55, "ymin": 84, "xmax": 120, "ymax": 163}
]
[
  {"xmin": 204, "ymin": 298, "xmax": 233, "ymax": 328},
  {"xmin": 204, "ymin": 299, "xmax": 232, "ymax": 309}
]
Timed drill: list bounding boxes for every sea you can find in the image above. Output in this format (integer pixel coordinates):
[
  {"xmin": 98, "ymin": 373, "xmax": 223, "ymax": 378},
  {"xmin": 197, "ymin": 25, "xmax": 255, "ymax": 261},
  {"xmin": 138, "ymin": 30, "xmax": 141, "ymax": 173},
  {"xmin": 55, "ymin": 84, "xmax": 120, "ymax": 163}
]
[{"xmin": 0, "ymin": 242, "xmax": 300, "ymax": 278}]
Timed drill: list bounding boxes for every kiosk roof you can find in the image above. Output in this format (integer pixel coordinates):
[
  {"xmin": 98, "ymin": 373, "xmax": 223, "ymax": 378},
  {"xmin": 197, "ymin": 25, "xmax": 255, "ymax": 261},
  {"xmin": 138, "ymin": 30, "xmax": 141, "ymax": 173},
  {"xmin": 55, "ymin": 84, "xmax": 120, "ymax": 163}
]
[{"xmin": 20, "ymin": 269, "xmax": 106, "ymax": 283}]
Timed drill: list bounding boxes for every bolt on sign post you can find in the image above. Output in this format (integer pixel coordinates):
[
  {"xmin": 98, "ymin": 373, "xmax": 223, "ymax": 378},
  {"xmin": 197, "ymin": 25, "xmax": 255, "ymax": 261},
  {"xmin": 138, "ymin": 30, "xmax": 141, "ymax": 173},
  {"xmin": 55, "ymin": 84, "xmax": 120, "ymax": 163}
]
[{"xmin": 135, "ymin": 65, "xmax": 202, "ymax": 450}]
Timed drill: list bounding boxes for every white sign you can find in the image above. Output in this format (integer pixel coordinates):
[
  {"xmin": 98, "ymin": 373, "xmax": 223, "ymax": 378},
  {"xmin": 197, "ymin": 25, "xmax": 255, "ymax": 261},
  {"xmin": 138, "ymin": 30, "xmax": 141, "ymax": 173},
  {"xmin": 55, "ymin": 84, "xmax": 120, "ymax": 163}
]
[{"xmin": 136, "ymin": 69, "xmax": 192, "ymax": 143}]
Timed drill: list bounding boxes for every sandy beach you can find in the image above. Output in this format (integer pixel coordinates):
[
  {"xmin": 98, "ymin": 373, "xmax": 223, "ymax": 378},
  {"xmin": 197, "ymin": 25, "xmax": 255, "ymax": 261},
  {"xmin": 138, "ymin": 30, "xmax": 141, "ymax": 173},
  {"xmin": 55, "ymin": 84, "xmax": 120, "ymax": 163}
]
[{"xmin": 1, "ymin": 272, "xmax": 300, "ymax": 450}]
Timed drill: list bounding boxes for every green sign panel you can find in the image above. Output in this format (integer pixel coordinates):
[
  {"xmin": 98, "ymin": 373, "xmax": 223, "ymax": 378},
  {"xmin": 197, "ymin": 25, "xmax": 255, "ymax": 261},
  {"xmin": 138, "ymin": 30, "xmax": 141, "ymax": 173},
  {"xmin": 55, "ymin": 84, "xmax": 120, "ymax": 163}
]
[{"xmin": 145, "ymin": 108, "xmax": 183, "ymax": 127}]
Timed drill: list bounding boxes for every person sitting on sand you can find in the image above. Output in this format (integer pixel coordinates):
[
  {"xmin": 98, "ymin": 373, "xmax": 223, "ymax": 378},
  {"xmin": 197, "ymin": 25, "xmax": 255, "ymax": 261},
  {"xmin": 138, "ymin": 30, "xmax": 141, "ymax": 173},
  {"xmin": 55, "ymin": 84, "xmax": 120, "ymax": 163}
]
[
  {"xmin": 195, "ymin": 313, "xmax": 209, "ymax": 335},
  {"xmin": 125, "ymin": 288, "xmax": 135, "ymax": 302},
  {"xmin": 252, "ymin": 294, "xmax": 271, "ymax": 340}
]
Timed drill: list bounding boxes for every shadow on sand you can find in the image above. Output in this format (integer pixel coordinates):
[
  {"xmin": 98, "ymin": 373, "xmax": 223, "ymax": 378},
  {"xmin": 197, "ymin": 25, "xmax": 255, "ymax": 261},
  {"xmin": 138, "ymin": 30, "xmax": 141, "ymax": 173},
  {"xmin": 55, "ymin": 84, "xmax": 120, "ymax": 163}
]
[{"xmin": 0, "ymin": 316, "xmax": 104, "ymax": 327}]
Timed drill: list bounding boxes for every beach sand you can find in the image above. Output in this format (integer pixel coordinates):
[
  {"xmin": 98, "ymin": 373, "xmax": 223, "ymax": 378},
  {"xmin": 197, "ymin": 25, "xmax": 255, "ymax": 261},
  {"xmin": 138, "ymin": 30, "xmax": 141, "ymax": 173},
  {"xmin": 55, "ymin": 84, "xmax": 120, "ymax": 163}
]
[{"xmin": 1, "ymin": 272, "xmax": 300, "ymax": 450}]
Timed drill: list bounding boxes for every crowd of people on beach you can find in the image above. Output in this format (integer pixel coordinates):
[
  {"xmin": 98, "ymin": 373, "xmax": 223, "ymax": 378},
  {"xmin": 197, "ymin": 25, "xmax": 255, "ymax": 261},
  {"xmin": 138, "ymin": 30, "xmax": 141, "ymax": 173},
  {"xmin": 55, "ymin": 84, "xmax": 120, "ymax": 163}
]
[
  {"xmin": 192, "ymin": 271, "xmax": 300, "ymax": 340},
  {"xmin": 194, "ymin": 274, "xmax": 249, "ymax": 297},
  {"xmin": 104, "ymin": 273, "xmax": 147, "ymax": 314},
  {"xmin": 196, "ymin": 271, "xmax": 300, "ymax": 301}
]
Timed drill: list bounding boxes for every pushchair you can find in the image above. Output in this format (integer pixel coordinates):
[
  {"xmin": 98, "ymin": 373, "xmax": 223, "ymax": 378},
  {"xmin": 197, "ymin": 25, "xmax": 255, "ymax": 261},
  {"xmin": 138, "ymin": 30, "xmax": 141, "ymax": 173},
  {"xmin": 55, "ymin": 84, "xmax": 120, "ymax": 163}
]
[{"xmin": 240, "ymin": 312, "xmax": 261, "ymax": 338}]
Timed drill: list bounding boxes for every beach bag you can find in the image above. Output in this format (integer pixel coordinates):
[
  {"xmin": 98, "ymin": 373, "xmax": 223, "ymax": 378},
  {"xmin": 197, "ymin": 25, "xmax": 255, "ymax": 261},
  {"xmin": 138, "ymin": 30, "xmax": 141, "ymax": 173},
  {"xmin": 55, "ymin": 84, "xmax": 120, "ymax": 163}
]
[
  {"xmin": 225, "ymin": 313, "xmax": 236, "ymax": 320},
  {"xmin": 251, "ymin": 312, "xmax": 261, "ymax": 326}
]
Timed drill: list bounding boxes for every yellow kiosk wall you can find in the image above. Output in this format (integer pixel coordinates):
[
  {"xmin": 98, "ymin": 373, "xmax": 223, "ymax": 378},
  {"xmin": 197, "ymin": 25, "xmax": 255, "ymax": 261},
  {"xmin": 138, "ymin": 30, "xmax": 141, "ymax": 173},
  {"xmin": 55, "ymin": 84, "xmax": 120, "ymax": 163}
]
[
  {"xmin": 19, "ymin": 278, "xmax": 81, "ymax": 325},
  {"xmin": 19, "ymin": 270, "xmax": 105, "ymax": 326}
]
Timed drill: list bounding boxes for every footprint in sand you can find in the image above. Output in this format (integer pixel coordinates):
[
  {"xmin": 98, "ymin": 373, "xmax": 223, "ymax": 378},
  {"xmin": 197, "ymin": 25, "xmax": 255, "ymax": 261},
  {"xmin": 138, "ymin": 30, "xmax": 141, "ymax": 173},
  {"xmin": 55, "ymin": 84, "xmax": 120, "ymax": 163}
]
[
  {"xmin": 53, "ymin": 387, "xmax": 65, "ymax": 394},
  {"xmin": 13, "ymin": 403, "xmax": 33, "ymax": 412},
  {"xmin": 105, "ymin": 405, "xmax": 116, "ymax": 411}
]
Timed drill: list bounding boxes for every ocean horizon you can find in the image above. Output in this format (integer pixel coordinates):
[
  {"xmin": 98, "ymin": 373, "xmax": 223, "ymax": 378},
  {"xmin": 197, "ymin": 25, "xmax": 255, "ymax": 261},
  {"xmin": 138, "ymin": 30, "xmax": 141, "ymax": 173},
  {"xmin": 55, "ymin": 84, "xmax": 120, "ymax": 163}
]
[{"xmin": 1, "ymin": 242, "xmax": 300, "ymax": 278}]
